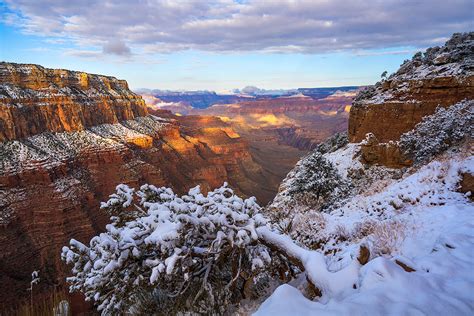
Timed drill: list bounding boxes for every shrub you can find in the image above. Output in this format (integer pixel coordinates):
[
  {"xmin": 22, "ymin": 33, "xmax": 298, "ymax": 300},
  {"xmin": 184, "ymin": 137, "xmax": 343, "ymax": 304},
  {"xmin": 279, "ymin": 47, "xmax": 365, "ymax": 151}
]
[
  {"xmin": 399, "ymin": 100, "xmax": 473, "ymax": 164},
  {"xmin": 369, "ymin": 220, "xmax": 406, "ymax": 257},
  {"xmin": 62, "ymin": 183, "xmax": 274, "ymax": 314},
  {"xmin": 287, "ymin": 152, "xmax": 350, "ymax": 207}
]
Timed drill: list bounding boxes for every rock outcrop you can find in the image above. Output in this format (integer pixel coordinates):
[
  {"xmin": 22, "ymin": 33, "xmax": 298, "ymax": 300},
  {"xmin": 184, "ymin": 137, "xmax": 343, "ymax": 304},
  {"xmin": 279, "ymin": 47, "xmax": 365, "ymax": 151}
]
[
  {"xmin": 359, "ymin": 133, "xmax": 412, "ymax": 168},
  {"xmin": 0, "ymin": 63, "xmax": 267, "ymax": 310},
  {"xmin": 0, "ymin": 62, "xmax": 148, "ymax": 141},
  {"xmin": 349, "ymin": 32, "xmax": 473, "ymax": 143},
  {"xmin": 459, "ymin": 172, "xmax": 474, "ymax": 200}
]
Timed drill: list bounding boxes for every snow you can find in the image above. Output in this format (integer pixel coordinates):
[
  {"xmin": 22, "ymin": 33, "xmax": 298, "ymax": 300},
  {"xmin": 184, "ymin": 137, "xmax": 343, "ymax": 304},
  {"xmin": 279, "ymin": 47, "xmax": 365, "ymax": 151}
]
[
  {"xmin": 0, "ymin": 116, "xmax": 168, "ymax": 175},
  {"xmin": 356, "ymin": 33, "xmax": 473, "ymax": 106},
  {"xmin": 0, "ymin": 63, "xmax": 140, "ymax": 106},
  {"xmin": 323, "ymin": 143, "xmax": 361, "ymax": 178},
  {"xmin": 256, "ymin": 151, "xmax": 474, "ymax": 315},
  {"xmin": 62, "ymin": 183, "xmax": 272, "ymax": 314}
]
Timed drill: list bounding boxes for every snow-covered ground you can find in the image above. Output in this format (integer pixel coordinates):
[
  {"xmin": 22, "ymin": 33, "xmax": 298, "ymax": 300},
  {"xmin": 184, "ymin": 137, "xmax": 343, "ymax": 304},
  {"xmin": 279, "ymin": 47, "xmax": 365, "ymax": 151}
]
[{"xmin": 256, "ymin": 148, "xmax": 474, "ymax": 315}]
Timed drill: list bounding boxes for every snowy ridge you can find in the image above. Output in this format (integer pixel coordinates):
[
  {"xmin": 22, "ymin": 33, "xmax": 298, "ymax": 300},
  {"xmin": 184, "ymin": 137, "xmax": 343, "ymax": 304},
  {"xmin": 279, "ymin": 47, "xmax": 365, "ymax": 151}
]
[
  {"xmin": 0, "ymin": 62, "xmax": 140, "ymax": 104},
  {"xmin": 257, "ymin": 149, "xmax": 474, "ymax": 315},
  {"xmin": 0, "ymin": 116, "xmax": 169, "ymax": 174},
  {"xmin": 355, "ymin": 32, "xmax": 473, "ymax": 105}
]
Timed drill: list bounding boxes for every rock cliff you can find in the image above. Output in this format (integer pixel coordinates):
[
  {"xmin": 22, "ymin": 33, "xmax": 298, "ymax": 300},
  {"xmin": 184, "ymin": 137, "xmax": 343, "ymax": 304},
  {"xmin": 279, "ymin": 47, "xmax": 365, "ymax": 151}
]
[
  {"xmin": 0, "ymin": 62, "xmax": 148, "ymax": 141},
  {"xmin": 348, "ymin": 32, "xmax": 473, "ymax": 168},
  {"xmin": 0, "ymin": 63, "xmax": 267, "ymax": 309},
  {"xmin": 349, "ymin": 32, "xmax": 473, "ymax": 143}
]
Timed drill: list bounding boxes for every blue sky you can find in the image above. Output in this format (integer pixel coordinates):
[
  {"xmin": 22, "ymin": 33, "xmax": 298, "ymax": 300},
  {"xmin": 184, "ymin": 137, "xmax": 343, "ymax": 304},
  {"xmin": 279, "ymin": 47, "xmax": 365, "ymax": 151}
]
[{"xmin": 1, "ymin": 0, "xmax": 472, "ymax": 91}]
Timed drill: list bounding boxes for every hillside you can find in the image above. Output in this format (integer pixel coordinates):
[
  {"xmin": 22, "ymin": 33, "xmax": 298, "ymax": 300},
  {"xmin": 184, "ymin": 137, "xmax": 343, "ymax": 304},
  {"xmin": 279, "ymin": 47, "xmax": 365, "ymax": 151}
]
[
  {"xmin": 46, "ymin": 32, "xmax": 474, "ymax": 316},
  {"xmin": 1, "ymin": 32, "xmax": 472, "ymax": 315},
  {"xmin": 260, "ymin": 32, "xmax": 473, "ymax": 315}
]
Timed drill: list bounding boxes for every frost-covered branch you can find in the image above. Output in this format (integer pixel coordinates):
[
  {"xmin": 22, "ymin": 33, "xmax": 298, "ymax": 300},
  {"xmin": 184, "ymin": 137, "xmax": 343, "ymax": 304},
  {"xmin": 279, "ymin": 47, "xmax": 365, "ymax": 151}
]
[{"xmin": 257, "ymin": 226, "xmax": 367, "ymax": 302}]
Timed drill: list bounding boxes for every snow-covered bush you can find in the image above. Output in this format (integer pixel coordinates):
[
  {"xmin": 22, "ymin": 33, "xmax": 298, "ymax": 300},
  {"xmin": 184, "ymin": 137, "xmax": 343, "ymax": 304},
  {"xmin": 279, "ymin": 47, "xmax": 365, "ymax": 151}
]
[
  {"xmin": 62, "ymin": 183, "xmax": 275, "ymax": 314},
  {"xmin": 288, "ymin": 151, "xmax": 350, "ymax": 208},
  {"xmin": 399, "ymin": 100, "xmax": 472, "ymax": 164},
  {"xmin": 62, "ymin": 183, "xmax": 371, "ymax": 314},
  {"xmin": 290, "ymin": 211, "xmax": 328, "ymax": 249}
]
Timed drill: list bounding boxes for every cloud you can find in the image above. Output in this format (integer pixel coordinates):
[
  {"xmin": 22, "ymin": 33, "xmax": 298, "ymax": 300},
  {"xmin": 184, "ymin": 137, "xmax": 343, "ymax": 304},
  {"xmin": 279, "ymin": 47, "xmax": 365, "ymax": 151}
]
[
  {"xmin": 354, "ymin": 50, "xmax": 416, "ymax": 57},
  {"xmin": 63, "ymin": 49, "xmax": 102, "ymax": 59},
  {"xmin": 3, "ymin": 0, "xmax": 473, "ymax": 57},
  {"xmin": 102, "ymin": 40, "xmax": 131, "ymax": 56}
]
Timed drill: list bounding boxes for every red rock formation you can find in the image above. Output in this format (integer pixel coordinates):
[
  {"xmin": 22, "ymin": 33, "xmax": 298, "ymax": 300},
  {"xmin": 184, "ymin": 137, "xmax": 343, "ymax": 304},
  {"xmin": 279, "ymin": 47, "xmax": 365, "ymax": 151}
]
[
  {"xmin": 359, "ymin": 133, "xmax": 412, "ymax": 168},
  {"xmin": 348, "ymin": 32, "xmax": 473, "ymax": 168},
  {"xmin": 195, "ymin": 94, "xmax": 353, "ymax": 151},
  {"xmin": 459, "ymin": 170, "xmax": 474, "ymax": 201},
  {"xmin": 349, "ymin": 32, "xmax": 474, "ymax": 143},
  {"xmin": 0, "ymin": 62, "xmax": 148, "ymax": 141}
]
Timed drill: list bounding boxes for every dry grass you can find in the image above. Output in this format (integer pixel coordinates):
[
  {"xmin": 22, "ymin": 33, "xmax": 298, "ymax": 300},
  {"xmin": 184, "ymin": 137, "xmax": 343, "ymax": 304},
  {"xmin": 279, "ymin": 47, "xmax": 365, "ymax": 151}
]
[
  {"xmin": 1, "ymin": 290, "xmax": 71, "ymax": 316},
  {"xmin": 369, "ymin": 220, "xmax": 407, "ymax": 257}
]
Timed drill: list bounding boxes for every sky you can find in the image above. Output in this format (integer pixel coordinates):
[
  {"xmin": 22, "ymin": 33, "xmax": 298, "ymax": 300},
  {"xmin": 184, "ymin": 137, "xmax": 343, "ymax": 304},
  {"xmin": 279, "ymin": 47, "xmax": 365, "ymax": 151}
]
[{"xmin": 0, "ymin": 0, "xmax": 473, "ymax": 92}]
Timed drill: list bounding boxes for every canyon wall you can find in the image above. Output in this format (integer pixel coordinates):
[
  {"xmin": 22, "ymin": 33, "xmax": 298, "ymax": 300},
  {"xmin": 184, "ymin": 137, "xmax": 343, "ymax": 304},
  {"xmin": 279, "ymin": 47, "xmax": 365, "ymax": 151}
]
[
  {"xmin": 349, "ymin": 32, "xmax": 473, "ymax": 143},
  {"xmin": 0, "ymin": 63, "xmax": 267, "ymax": 310},
  {"xmin": 199, "ymin": 94, "xmax": 353, "ymax": 151},
  {"xmin": 0, "ymin": 62, "xmax": 148, "ymax": 142},
  {"xmin": 348, "ymin": 32, "xmax": 473, "ymax": 168}
]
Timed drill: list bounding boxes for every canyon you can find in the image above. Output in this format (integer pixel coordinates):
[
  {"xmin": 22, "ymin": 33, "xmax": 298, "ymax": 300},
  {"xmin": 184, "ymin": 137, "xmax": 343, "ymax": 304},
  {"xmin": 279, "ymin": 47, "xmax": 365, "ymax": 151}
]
[
  {"xmin": 142, "ymin": 88, "xmax": 355, "ymax": 150},
  {"xmin": 142, "ymin": 87, "xmax": 356, "ymax": 194},
  {"xmin": 0, "ymin": 32, "xmax": 472, "ymax": 314},
  {"xmin": 0, "ymin": 63, "xmax": 276, "ymax": 309}
]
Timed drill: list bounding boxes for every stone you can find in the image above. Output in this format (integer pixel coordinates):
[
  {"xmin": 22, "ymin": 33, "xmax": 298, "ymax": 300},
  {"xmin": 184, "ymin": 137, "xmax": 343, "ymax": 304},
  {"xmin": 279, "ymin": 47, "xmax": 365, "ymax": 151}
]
[{"xmin": 349, "ymin": 32, "xmax": 474, "ymax": 143}]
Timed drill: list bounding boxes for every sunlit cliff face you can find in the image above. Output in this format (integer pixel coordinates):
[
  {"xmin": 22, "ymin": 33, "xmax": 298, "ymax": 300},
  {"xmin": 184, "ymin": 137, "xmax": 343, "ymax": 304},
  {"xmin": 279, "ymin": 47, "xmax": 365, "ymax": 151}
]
[
  {"xmin": 125, "ymin": 135, "xmax": 154, "ymax": 148},
  {"xmin": 216, "ymin": 113, "xmax": 297, "ymax": 129},
  {"xmin": 318, "ymin": 110, "xmax": 339, "ymax": 116},
  {"xmin": 253, "ymin": 113, "xmax": 295, "ymax": 127},
  {"xmin": 217, "ymin": 116, "xmax": 232, "ymax": 123}
]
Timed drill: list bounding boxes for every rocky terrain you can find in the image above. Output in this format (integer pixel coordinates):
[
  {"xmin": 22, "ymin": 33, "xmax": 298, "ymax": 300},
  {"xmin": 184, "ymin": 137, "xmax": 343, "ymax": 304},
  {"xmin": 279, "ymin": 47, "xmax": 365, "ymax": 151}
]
[
  {"xmin": 0, "ymin": 62, "xmax": 148, "ymax": 141},
  {"xmin": 140, "ymin": 88, "xmax": 356, "ymax": 207},
  {"xmin": 0, "ymin": 63, "xmax": 271, "ymax": 309},
  {"xmin": 272, "ymin": 32, "xmax": 473, "ymax": 209},
  {"xmin": 138, "ymin": 86, "xmax": 358, "ymax": 109},
  {"xmin": 3, "ymin": 30, "xmax": 472, "ymax": 315},
  {"xmin": 347, "ymin": 32, "xmax": 474, "ymax": 168},
  {"xmin": 349, "ymin": 32, "xmax": 473, "ymax": 143}
]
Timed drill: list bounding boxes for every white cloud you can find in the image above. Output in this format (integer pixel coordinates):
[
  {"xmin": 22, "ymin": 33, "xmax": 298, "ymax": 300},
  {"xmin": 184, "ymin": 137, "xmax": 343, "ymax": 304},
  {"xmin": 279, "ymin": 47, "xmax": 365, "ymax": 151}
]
[{"xmin": 3, "ymin": 0, "xmax": 473, "ymax": 57}]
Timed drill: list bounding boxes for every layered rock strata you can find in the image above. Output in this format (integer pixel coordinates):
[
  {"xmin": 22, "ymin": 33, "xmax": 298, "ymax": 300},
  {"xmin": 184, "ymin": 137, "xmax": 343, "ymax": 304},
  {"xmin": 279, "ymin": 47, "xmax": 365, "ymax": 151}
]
[
  {"xmin": 349, "ymin": 32, "xmax": 473, "ymax": 143},
  {"xmin": 0, "ymin": 62, "xmax": 148, "ymax": 141}
]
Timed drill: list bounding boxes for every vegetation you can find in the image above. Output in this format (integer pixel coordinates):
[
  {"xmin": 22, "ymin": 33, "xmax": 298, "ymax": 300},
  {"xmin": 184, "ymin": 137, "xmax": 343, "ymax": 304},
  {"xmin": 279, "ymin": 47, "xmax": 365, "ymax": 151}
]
[
  {"xmin": 400, "ymin": 100, "xmax": 473, "ymax": 164},
  {"xmin": 288, "ymin": 152, "xmax": 348, "ymax": 204},
  {"xmin": 62, "ymin": 183, "xmax": 367, "ymax": 314}
]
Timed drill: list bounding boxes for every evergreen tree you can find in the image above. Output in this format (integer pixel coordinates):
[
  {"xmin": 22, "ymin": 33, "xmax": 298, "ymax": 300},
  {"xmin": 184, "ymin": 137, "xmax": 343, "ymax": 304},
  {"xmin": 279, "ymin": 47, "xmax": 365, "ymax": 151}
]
[{"xmin": 288, "ymin": 152, "xmax": 348, "ymax": 204}]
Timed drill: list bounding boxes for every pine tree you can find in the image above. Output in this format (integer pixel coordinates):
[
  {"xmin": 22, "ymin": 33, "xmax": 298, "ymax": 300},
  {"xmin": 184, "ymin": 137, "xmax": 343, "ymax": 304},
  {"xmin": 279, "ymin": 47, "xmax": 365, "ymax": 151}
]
[{"xmin": 288, "ymin": 152, "xmax": 348, "ymax": 205}]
